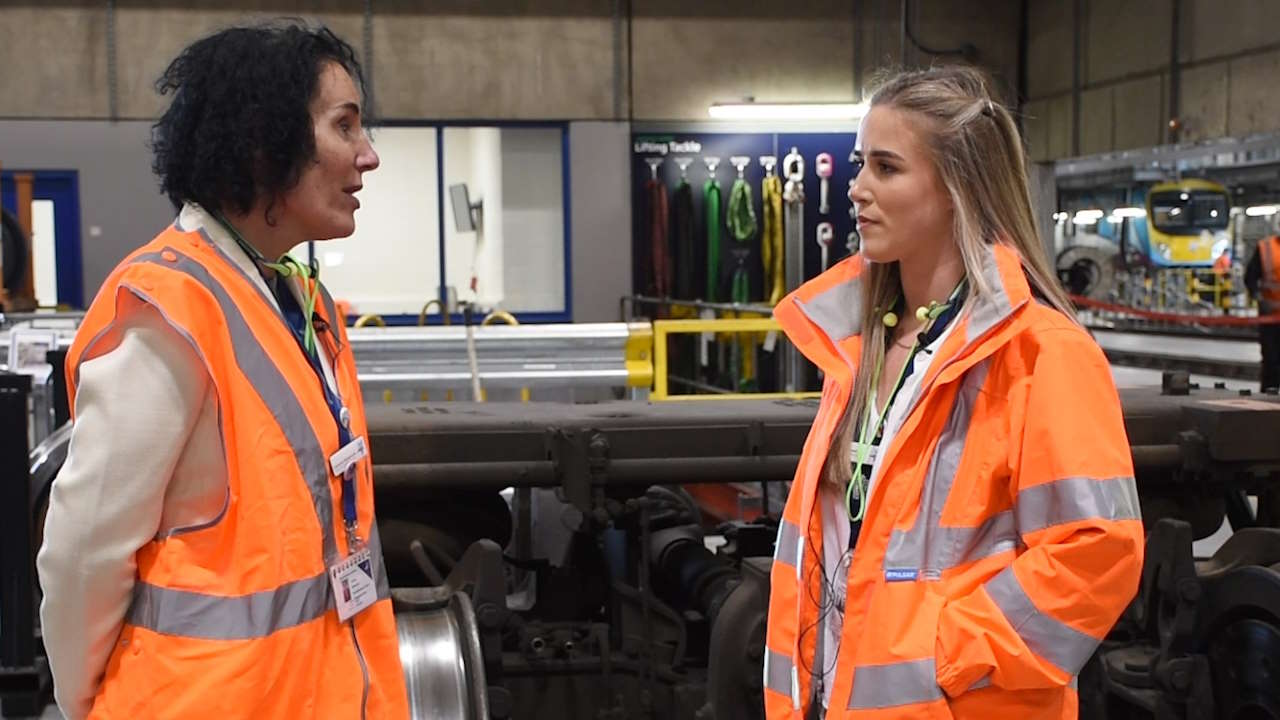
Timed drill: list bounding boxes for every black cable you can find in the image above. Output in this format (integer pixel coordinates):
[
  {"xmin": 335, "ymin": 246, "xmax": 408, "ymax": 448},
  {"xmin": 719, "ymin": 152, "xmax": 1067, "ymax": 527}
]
[{"xmin": 903, "ymin": 0, "xmax": 975, "ymax": 59}]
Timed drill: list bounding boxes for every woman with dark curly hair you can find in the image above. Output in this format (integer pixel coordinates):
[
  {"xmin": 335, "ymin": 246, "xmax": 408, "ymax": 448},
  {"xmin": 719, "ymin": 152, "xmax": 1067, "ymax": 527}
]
[{"xmin": 37, "ymin": 22, "xmax": 409, "ymax": 719}]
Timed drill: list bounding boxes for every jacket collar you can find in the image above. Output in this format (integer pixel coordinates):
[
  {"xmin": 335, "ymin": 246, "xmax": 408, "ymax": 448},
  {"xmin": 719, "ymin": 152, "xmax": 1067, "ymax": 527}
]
[{"xmin": 774, "ymin": 242, "xmax": 1033, "ymax": 382}]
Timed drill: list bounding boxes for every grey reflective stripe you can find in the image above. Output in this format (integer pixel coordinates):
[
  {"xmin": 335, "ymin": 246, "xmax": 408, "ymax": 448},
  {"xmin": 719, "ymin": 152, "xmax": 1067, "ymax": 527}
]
[
  {"xmin": 847, "ymin": 658, "xmax": 943, "ymax": 709},
  {"xmin": 985, "ymin": 566, "xmax": 1100, "ymax": 674},
  {"xmin": 957, "ymin": 672, "xmax": 1077, "ymax": 694},
  {"xmin": 129, "ymin": 571, "xmax": 331, "ymax": 640},
  {"xmin": 192, "ymin": 224, "xmax": 285, "ymax": 321},
  {"xmin": 792, "ymin": 272, "xmax": 863, "ymax": 343},
  {"xmin": 368, "ymin": 518, "xmax": 391, "ymax": 601},
  {"xmin": 966, "ymin": 243, "xmax": 1014, "ymax": 345},
  {"xmin": 775, "ymin": 518, "xmax": 802, "ymax": 569},
  {"xmin": 1015, "ymin": 476, "xmax": 1141, "ymax": 535},
  {"xmin": 127, "ymin": 524, "xmax": 391, "ymax": 640},
  {"xmin": 884, "ymin": 360, "xmax": 994, "ymax": 575},
  {"xmin": 131, "ymin": 250, "xmax": 338, "ymax": 563},
  {"xmin": 764, "ymin": 648, "xmax": 796, "ymax": 699}
]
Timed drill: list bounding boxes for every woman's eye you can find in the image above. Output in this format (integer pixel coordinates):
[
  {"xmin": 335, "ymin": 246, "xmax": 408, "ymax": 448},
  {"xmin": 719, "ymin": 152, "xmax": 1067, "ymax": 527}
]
[{"xmin": 878, "ymin": 162, "xmax": 897, "ymax": 175}]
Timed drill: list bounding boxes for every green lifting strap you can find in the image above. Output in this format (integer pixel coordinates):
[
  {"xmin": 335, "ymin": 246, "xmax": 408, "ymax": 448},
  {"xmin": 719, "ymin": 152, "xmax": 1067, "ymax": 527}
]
[
  {"xmin": 727, "ymin": 177, "xmax": 758, "ymax": 244},
  {"xmin": 727, "ymin": 177, "xmax": 757, "ymax": 305},
  {"xmin": 704, "ymin": 178, "xmax": 722, "ymax": 302}
]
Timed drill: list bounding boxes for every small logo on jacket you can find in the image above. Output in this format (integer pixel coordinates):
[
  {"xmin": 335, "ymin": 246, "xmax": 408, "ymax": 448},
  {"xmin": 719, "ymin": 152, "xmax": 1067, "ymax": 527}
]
[{"xmin": 884, "ymin": 568, "xmax": 918, "ymax": 582}]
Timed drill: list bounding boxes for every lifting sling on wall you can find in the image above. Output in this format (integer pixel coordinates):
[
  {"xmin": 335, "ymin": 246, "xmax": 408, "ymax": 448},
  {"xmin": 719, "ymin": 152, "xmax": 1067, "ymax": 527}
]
[
  {"xmin": 644, "ymin": 157, "xmax": 671, "ymax": 299},
  {"xmin": 727, "ymin": 156, "xmax": 759, "ymax": 391},
  {"xmin": 760, "ymin": 156, "xmax": 785, "ymax": 306},
  {"xmin": 703, "ymin": 157, "xmax": 722, "ymax": 303},
  {"xmin": 782, "ymin": 146, "xmax": 806, "ymax": 294},
  {"xmin": 671, "ymin": 159, "xmax": 696, "ymax": 300}
]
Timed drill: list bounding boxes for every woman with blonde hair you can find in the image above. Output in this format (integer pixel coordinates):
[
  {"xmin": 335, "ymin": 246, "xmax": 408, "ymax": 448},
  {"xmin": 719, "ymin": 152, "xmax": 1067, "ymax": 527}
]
[{"xmin": 764, "ymin": 66, "xmax": 1143, "ymax": 719}]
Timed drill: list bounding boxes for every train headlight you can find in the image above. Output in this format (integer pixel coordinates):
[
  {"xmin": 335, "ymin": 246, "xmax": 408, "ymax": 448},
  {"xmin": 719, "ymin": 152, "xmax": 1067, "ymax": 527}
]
[{"xmin": 1156, "ymin": 243, "xmax": 1172, "ymax": 260}]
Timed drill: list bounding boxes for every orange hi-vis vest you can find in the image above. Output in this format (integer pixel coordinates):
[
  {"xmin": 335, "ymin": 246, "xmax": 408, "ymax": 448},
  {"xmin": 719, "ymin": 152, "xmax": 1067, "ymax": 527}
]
[
  {"xmin": 765, "ymin": 242, "xmax": 1144, "ymax": 719},
  {"xmin": 1258, "ymin": 235, "xmax": 1280, "ymax": 314},
  {"xmin": 65, "ymin": 216, "xmax": 409, "ymax": 719}
]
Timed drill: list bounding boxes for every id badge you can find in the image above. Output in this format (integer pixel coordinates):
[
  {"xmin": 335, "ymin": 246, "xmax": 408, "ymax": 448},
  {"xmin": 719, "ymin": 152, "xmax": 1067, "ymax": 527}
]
[
  {"xmin": 851, "ymin": 440, "xmax": 879, "ymax": 466},
  {"xmin": 329, "ymin": 544, "xmax": 377, "ymax": 622},
  {"xmin": 330, "ymin": 436, "xmax": 368, "ymax": 478}
]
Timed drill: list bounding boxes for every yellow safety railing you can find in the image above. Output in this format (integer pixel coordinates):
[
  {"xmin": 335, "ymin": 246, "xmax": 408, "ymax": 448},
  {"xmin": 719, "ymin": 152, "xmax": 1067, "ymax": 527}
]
[
  {"xmin": 651, "ymin": 317, "xmax": 820, "ymax": 402},
  {"xmin": 418, "ymin": 300, "xmax": 452, "ymax": 327},
  {"xmin": 624, "ymin": 322, "xmax": 654, "ymax": 389}
]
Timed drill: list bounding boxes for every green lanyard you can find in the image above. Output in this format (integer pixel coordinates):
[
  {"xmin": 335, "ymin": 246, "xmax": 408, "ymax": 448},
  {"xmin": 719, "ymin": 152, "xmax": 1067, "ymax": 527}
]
[
  {"xmin": 846, "ymin": 280, "xmax": 967, "ymax": 521},
  {"xmin": 846, "ymin": 339, "xmax": 917, "ymax": 522},
  {"xmin": 211, "ymin": 211, "xmax": 321, "ymax": 357}
]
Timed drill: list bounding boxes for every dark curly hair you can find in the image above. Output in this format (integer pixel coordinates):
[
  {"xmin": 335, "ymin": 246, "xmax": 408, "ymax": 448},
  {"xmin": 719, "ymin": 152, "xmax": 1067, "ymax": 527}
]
[{"xmin": 151, "ymin": 21, "xmax": 368, "ymax": 216}]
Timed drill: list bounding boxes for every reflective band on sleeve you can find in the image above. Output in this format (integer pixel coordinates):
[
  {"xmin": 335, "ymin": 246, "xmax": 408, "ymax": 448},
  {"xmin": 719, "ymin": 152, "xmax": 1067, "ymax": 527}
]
[
  {"xmin": 1015, "ymin": 476, "xmax": 1141, "ymax": 535},
  {"xmin": 847, "ymin": 658, "xmax": 944, "ymax": 709},
  {"xmin": 985, "ymin": 566, "xmax": 1100, "ymax": 675},
  {"xmin": 774, "ymin": 518, "xmax": 802, "ymax": 570}
]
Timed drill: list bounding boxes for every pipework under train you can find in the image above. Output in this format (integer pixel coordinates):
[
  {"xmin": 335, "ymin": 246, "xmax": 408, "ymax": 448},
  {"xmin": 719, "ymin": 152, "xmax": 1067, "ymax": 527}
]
[{"xmin": 10, "ymin": 378, "xmax": 1280, "ymax": 720}]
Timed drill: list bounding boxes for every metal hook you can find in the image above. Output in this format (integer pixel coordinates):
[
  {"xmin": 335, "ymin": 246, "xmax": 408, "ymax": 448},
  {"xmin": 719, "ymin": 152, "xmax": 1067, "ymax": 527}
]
[
  {"xmin": 730, "ymin": 156, "xmax": 751, "ymax": 179},
  {"xmin": 704, "ymin": 156, "xmax": 721, "ymax": 176},
  {"xmin": 759, "ymin": 155, "xmax": 778, "ymax": 177},
  {"xmin": 675, "ymin": 157, "xmax": 693, "ymax": 179},
  {"xmin": 783, "ymin": 147, "xmax": 804, "ymax": 183},
  {"xmin": 645, "ymin": 157, "xmax": 664, "ymax": 181}
]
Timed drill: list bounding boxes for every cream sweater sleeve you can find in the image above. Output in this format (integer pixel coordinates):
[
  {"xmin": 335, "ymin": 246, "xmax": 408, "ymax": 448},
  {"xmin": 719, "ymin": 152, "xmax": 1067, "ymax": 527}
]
[{"xmin": 37, "ymin": 304, "xmax": 210, "ymax": 720}]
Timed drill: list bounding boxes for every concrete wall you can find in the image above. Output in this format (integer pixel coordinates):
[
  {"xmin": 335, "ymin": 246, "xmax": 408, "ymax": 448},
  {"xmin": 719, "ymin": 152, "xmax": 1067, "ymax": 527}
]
[
  {"xmin": 1, "ymin": 1, "xmax": 1019, "ymax": 121},
  {"xmin": 568, "ymin": 121, "xmax": 630, "ymax": 322},
  {"xmin": 1024, "ymin": 0, "xmax": 1280, "ymax": 162}
]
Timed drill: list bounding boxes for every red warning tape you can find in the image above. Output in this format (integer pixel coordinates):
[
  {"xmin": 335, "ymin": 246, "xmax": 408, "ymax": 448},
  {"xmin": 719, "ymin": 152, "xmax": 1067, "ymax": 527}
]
[{"xmin": 1070, "ymin": 294, "xmax": 1280, "ymax": 326}]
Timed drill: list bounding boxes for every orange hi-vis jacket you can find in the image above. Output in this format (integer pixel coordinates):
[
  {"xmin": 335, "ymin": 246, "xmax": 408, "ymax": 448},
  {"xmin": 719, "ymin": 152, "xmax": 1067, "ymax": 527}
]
[
  {"xmin": 1258, "ymin": 235, "xmax": 1280, "ymax": 314},
  {"xmin": 65, "ymin": 217, "xmax": 409, "ymax": 719},
  {"xmin": 765, "ymin": 242, "xmax": 1144, "ymax": 719}
]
